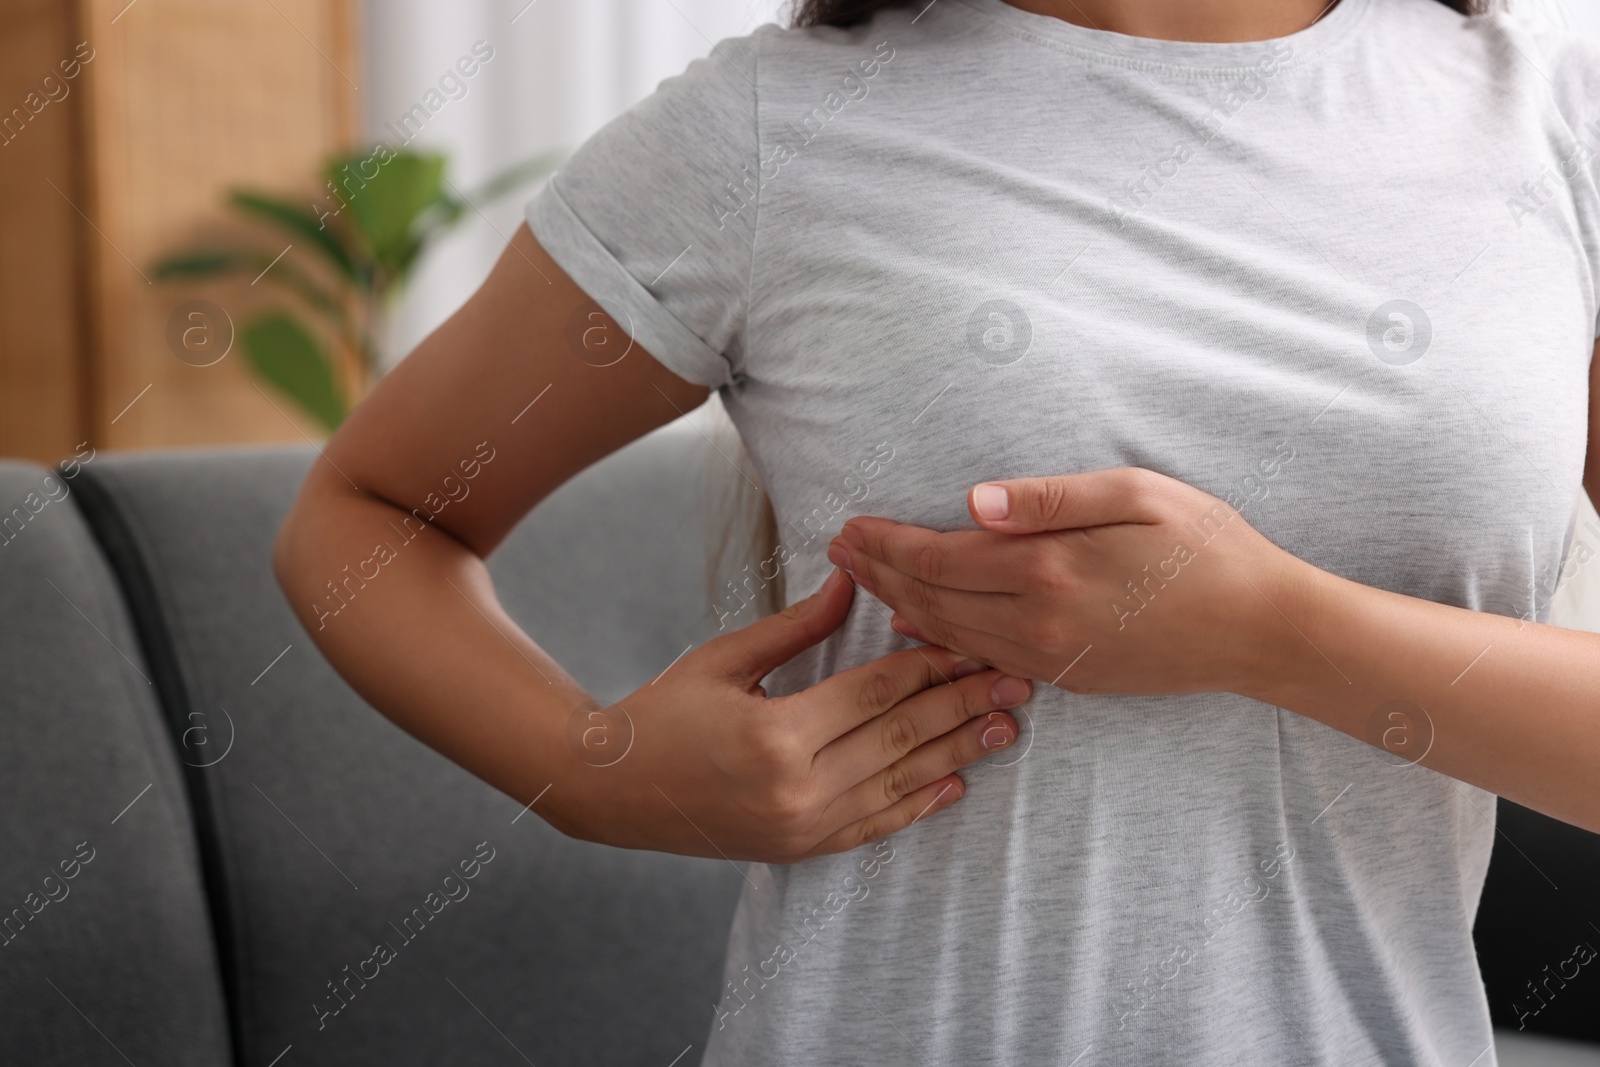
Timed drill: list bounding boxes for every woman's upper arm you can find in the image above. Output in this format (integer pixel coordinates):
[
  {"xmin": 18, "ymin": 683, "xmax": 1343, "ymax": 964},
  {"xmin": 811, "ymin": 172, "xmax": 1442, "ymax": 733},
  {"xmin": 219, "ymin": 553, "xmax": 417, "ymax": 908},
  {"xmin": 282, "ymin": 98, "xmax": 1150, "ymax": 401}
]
[
  {"xmin": 308, "ymin": 26, "xmax": 765, "ymax": 555},
  {"xmin": 315, "ymin": 221, "xmax": 709, "ymax": 557},
  {"xmin": 1587, "ymin": 337, "xmax": 1600, "ymax": 510}
]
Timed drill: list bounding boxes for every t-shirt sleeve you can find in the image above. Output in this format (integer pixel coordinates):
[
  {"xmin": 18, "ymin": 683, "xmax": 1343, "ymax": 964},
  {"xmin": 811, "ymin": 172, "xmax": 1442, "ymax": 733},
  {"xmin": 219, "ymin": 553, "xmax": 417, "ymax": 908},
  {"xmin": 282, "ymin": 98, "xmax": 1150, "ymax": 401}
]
[
  {"xmin": 1527, "ymin": 20, "xmax": 1600, "ymax": 340},
  {"xmin": 526, "ymin": 28, "xmax": 771, "ymax": 389}
]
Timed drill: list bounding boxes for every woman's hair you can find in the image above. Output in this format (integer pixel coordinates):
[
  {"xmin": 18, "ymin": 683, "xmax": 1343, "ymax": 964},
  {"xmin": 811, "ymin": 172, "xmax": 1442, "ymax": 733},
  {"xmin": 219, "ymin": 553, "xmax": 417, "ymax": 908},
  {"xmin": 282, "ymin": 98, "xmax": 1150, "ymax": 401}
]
[{"xmin": 791, "ymin": 0, "xmax": 1486, "ymax": 26}]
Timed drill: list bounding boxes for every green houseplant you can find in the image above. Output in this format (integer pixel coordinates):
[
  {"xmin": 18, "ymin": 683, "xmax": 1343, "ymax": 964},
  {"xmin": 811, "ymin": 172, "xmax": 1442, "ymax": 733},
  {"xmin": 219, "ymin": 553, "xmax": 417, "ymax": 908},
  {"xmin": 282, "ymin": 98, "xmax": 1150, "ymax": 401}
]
[{"xmin": 154, "ymin": 146, "xmax": 559, "ymax": 432}]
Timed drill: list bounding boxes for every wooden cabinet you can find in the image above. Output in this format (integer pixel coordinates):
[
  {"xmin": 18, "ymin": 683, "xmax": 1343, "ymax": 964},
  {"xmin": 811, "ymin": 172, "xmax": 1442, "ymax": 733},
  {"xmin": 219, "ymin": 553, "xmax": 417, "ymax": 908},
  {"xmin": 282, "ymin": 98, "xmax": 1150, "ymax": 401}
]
[{"xmin": 0, "ymin": 0, "xmax": 359, "ymax": 462}]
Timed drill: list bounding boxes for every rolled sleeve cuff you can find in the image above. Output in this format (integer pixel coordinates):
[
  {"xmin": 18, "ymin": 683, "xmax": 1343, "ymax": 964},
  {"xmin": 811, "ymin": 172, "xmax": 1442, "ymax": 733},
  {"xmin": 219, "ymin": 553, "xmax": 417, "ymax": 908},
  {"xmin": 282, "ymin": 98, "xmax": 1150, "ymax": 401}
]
[{"xmin": 526, "ymin": 179, "xmax": 734, "ymax": 390}]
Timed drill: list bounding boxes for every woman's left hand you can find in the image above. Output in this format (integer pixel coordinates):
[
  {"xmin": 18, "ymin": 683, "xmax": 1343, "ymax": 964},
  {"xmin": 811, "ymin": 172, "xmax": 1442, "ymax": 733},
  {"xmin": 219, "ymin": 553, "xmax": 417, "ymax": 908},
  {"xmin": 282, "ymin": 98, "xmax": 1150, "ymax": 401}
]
[{"xmin": 828, "ymin": 468, "xmax": 1311, "ymax": 697}]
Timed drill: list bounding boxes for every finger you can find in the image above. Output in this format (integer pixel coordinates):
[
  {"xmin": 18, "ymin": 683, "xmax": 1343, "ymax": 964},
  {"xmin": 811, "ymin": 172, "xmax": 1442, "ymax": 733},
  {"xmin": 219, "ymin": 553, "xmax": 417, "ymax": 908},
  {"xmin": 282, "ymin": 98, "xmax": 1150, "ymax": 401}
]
[
  {"xmin": 797, "ymin": 644, "xmax": 987, "ymax": 746},
  {"xmin": 835, "ymin": 518, "xmax": 1036, "ymax": 593},
  {"xmin": 703, "ymin": 567, "xmax": 853, "ymax": 689},
  {"xmin": 968, "ymin": 468, "xmax": 1166, "ymax": 533},
  {"xmin": 888, "ymin": 603, "xmax": 1051, "ymax": 683},
  {"xmin": 815, "ymin": 710, "xmax": 1022, "ymax": 843},
  {"xmin": 800, "ymin": 776, "xmax": 968, "ymax": 859},
  {"xmin": 817, "ymin": 667, "xmax": 1031, "ymax": 789},
  {"xmin": 843, "ymin": 546, "xmax": 1021, "ymax": 637}
]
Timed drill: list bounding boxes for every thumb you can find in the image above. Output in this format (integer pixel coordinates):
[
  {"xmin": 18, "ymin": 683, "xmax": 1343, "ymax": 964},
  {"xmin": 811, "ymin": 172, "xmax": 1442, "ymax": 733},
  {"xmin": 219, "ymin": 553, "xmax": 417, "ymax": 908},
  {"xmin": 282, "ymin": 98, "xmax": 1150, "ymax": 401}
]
[
  {"xmin": 968, "ymin": 468, "xmax": 1163, "ymax": 533},
  {"xmin": 708, "ymin": 567, "xmax": 854, "ymax": 687}
]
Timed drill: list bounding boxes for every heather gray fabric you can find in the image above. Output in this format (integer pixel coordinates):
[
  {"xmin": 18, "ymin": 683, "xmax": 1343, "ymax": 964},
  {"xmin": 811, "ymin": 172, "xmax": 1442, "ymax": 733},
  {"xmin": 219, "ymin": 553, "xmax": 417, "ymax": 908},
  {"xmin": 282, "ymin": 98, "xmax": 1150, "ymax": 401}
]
[
  {"xmin": 527, "ymin": 1, "xmax": 1600, "ymax": 1064},
  {"xmin": 70, "ymin": 424, "xmax": 742, "ymax": 1067},
  {"xmin": 0, "ymin": 460, "xmax": 233, "ymax": 1066}
]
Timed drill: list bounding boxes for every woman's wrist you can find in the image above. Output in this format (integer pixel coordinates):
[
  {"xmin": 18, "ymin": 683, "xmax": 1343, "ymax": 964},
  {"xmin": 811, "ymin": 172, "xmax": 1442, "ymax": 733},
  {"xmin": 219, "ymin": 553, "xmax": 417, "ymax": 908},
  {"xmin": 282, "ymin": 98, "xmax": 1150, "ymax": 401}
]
[
  {"xmin": 1229, "ymin": 554, "xmax": 1415, "ymax": 747},
  {"xmin": 1227, "ymin": 551, "xmax": 1343, "ymax": 712}
]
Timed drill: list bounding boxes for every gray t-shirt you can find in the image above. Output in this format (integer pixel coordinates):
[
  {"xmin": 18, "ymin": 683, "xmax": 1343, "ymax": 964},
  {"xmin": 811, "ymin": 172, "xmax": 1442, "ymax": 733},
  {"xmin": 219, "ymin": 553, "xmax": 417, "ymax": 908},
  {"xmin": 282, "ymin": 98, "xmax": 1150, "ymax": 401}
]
[{"xmin": 526, "ymin": 0, "xmax": 1600, "ymax": 1062}]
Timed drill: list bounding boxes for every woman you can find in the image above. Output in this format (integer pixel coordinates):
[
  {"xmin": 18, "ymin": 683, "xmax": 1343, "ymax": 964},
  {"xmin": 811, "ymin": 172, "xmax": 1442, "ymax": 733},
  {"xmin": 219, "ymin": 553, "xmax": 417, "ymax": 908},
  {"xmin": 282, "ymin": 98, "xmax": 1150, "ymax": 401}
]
[{"xmin": 274, "ymin": 0, "xmax": 1600, "ymax": 1062}]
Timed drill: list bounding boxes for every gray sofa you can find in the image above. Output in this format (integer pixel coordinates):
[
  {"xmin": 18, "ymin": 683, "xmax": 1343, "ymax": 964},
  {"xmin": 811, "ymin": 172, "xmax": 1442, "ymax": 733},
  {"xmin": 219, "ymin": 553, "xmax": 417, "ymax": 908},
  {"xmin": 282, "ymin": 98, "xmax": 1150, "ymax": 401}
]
[{"xmin": 1, "ymin": 420, "xmax": 1596, "ymax": 1066}]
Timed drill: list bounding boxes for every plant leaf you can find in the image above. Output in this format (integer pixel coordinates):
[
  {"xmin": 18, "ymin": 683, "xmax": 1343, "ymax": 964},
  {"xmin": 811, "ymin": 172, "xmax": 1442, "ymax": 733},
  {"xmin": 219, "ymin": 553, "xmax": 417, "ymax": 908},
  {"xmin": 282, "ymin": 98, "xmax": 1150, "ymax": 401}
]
[
  {"xmin": 333, "ymin": 150, "xmax": 447, "ymax": 277},
  {"xmin": 152, "ymin": 247, "xmax": 351, "ymax": 335},
  {"xmin": 386, "ymin": 235, "xmax": 433, "ymax": 287},
  {"xmin": 229, "ymin": 191, "xmax": 359, "ymax": 282},
  {"xmin": 151, "ymin": 249, "xmax": 262, "ymax": 279},
  {"xmin": 241, "ymin": 312, "xmax": 347, "ymax": 433}
]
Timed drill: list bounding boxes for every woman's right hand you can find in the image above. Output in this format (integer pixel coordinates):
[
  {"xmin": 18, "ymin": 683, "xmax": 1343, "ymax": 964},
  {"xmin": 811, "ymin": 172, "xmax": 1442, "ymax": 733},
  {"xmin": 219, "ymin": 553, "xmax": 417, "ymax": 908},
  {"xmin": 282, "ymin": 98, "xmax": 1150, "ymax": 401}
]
[{"xmin": 544, "ymin": 568, "xmax": 1032, "ymax": 863}]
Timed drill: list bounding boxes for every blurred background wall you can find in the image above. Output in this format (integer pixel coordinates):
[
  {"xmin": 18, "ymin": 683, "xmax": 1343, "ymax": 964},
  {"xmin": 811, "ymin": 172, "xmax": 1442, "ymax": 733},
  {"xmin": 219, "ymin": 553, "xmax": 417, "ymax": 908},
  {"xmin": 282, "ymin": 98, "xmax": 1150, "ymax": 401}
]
[{"xmin": 0, "ymin": 0, "xmax": 362, "ymax": 457}]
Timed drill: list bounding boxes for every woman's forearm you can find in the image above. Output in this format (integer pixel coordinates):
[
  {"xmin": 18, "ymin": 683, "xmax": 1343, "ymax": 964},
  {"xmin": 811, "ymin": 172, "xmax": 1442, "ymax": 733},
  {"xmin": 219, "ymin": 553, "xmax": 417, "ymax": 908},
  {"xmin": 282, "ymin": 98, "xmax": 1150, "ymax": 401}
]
[
  {"xmin": 274, "ymin": 467, "xmax": 592, "ymax": 818},
  {"xmin": 834, "ymin": 468, "xmax": 1600, "ymax": 833},
  {"xmin": 274, "ymin": 464, "xmax": 1034, "ymax": 861},
  {"xmin": 1252, "ymin": 560, "xmax": 1600, "ymax": 831}
]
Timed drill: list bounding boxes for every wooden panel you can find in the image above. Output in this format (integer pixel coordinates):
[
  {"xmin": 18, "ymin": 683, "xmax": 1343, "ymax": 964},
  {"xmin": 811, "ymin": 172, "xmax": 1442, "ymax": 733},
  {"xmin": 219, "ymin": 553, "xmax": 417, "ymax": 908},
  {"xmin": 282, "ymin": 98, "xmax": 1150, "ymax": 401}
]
[
  {"xmin": 0, "ymin": 0, "xmax": 90, "ymax": 462},
  {"xmin": 80, "ymin": 0, "xmax": 360, "ymax": 451}
]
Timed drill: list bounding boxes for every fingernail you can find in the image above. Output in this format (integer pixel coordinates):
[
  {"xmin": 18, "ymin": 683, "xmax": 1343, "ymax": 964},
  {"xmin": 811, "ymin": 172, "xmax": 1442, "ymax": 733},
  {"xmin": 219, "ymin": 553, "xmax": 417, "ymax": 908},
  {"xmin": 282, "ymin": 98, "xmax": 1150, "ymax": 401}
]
[
  {"xmin": 890, "ymin": 616, "xmax": 920, "ymax": 640},
  {"xmin": 952, "ymin": 658, "xmax": 985, "ymax": 679},
  {"xmin": 841, "ymin": 524, "xmax": 865, "ymax": 550},
  {"xmin": 991, "ymin": 676, "xmax": 1031, "ymax": 706},
  {"xmin": 821, "ymin": 567, "xmax": 846, "ymax": 594},
  {"xmin": 972, "ymin": 484, "xmax": 1010, "ymax": 521},
  {"xmin": 826, "ymin": 541, "xmax": 850, "ymax": 569},
  {"xmin": 981, "ymin": 717, "xmax": 1016, "ymax": 750}
]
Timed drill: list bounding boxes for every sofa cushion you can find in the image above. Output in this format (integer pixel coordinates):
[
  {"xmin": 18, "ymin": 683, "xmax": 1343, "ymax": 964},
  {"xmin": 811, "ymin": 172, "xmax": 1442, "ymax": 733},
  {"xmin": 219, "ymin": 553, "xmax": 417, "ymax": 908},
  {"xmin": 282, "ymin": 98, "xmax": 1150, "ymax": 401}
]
[
  {"xmin": 70, "ymin": 421, "xmax": 744, "ymax": 1067},
  {"xmin": 0, "ymin": 460, "xmax": 232, "ymax": 1066}
]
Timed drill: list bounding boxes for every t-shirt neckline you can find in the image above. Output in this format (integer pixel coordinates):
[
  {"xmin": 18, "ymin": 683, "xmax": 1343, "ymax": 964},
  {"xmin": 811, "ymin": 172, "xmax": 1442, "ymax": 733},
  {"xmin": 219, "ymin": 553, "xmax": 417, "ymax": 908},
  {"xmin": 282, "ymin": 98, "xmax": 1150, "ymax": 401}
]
[{"xmin": 949, "ymin": 0, "xmax": 1373, "ymax": 74}]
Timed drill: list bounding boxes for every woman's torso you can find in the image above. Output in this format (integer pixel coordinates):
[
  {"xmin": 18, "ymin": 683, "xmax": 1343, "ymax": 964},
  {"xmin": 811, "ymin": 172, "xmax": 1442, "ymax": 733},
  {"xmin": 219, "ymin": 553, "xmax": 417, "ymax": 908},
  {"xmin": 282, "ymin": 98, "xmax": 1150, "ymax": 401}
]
[
  {"xmin": 706, "ymin": 2, "xmax": 1597, "ymax": 1064},
  {"xmin": 542, "ymin": 0, "xmax": 1600, "ymax": 1062}
]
